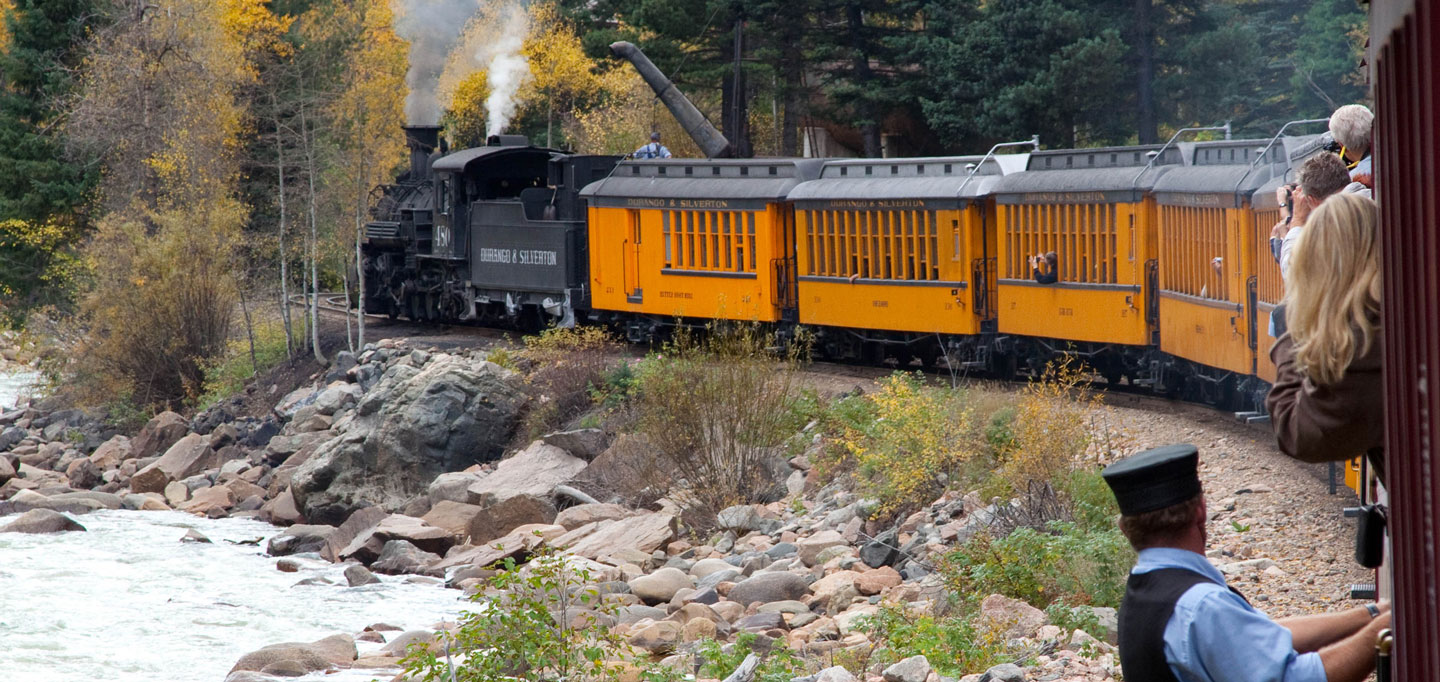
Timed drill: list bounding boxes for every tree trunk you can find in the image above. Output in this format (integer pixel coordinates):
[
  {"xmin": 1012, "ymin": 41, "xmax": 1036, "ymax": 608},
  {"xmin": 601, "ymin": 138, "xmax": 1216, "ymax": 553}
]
[
  {"xmin": 354, "ymin": 99, "xmax": 367, "ymax": 351},
  {"xmin": 845, "ymin": 3, "xmax": 882, "ymax": 158},
  {"xmin": 239, "ymin": 275, "xmax": 258, "ymax": 375},
  {"xmin": 721, "ymin": 17, "xmax": 752, "ymax": 158},
  {"xmin": 1135, "ymin": 0, "xmax": 1157, "ymax": 144},
  {"xmin": 274, "ymin": 102, "xmax": 295, "ymax": 358},
  {"xmin": 299, "ymin": 98, "xmax": 324, "ymax": 364}
]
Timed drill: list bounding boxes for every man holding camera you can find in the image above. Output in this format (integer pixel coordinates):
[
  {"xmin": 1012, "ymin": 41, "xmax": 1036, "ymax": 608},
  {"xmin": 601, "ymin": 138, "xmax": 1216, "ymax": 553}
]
[{"xmin": 1269, "ymin": 153, "xmax": 1351, "ymax": 282}]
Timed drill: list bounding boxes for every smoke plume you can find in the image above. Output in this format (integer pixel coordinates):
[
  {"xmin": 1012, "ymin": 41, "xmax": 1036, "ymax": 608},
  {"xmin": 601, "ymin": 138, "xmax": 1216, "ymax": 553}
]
[
  {"xmin": 390, "ymin": 0, "xmax": 482, "ymax": 125},
  {"xmin": 483, "ymin": 4, "xmax": 531, "ymax": 135}
]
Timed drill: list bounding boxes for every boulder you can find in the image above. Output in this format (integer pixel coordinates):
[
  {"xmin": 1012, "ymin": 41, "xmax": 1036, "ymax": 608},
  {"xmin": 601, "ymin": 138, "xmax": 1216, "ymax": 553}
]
[
  {"xmin": 629, "ymin": 620, "xmax": 681, "ymax": 655},
  {"xmin": 229, "ymin": 634, "xmax": 356, "ymax": 674},
  {"xmin": 48, "ymin": 491, "xmax": 122, "ymax": 510},
  {"xmin": 88, "ymin": 436, "xmax": 132, "ymax": 468},
  {"xmin": 164, "ymin": 481, "xmax": 191, "ymax": 506},
  {"xmin": 378, "ymin": 631, "xmax": 436, "ymax": 658},
  {"xmin": 427, "ymin": 471, "xmax": 485, "ymax": 505},
  {"xmin": 882, "ymin": 655, "xmax": 932, "ymax": 682},
  {"xmin": 131, "ymin": 411, "xmax": 189, "ymax": 460},
  {"xmin": 859, "ymin": 529, "xmax": 900, "ymax": 568},
  {"xmin": 290, "ymin": 358, "xmax": 524, "ymax": 524},
  {"xmin": 467, "ymin": 493, "xmax": 557, "ymax": 545},
  {"xmin": 422, "ymin": 500, "xmax": 484, "ymax": 538},
  {"xmin": 370, "ymin": 539, "xmax": 442, "ymax": 576},
  {"xmin": 979, "ymin": 594, "xmax": 1047, "ymax": 640},
  {"xmin": 855, "ymin": 567, "xmax": 903, "ymax": 596},
  {"xmin": 260, "ymin": 489, "xmax": 304, "ymax": 526},
  {"xmin": 816, "ymin": 666, "xmax": 858, "ymax": 682},
  {"xmin": 629, "ymin": 567, "xmax": 694, "ymax": 605},
  {"xmin": 690, "ymin": 558, "xmax": 736, "ymax": 579},
  {"xmin": 267, "ymin": 524, "xmax": 337, "ymax": 557},
  {"xmin": 554, "ymin": 503, "xmax": 631, "ymax": 530},
  {"xmin": 130, "ymin": 434, "xmax": 218, "ymax": 495},
  {"xmin": 554, "ymin": 512, "xmax": 677, "ymax": 561},
  {"xmin": 180, "ymin": 486, "xmax": 235, "ymax": 515},
  {"xmin": 433, "ymin": 526, "xmax": 551, "ymax": 570},
  {"xmin": 809, "ymin": 571, "xmax": 862, "ymax": 610},
  {"xmin": 313, "ymin": 383, "xmax": 363, "ymax": 416},
  {"xmin": 0, "ymin": 508, "xmax": 85, "ymax": 533},
  {"xmin": 1090, "ymin": 606, "xmax": 1119, "ymax": 644},
  {"xmin": 63, "ymin": 458, "xmax": 102, "ymax": 490},
  {"xmin": 464, "ymin": 441, "xmax": 587, "ymax": 507},
  {"xmin": 0, "ymin": 455, "xmax": 14, "ymax": 484},
  {"xmin": 716, "ymin": 505, "xmax": 781, "ymax": 534},
  {"xmin": 344, "ymin": 564, "xmax": 382, "ymax": 586},
  {"xmin": 727, "ymin": 572, "xmax": 809, "ymax": 606},
  {"xmin": 981, "ymin": 663, "xmax": 1025, "ymax": 682},
  {"xmin": 339, "ymin": 514, "xmax": 456, "ymax": 564},
  {"xmin": 7, "ymin": 489, "xmax": 106, "ymax": 515},
  {"xmin": 540, "ymin": 428, "xmax": 610, "ymax": 461},
  {"xmin": 797, "ymin": 530, "xmax": 848, "ymax": 567},
  {"xmin": 323, "ymin": 506, "xmax": 389, "ymax": 562}
]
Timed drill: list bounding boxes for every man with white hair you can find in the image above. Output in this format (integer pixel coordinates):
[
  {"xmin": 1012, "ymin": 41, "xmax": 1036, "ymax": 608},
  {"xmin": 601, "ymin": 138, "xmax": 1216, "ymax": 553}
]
[{"xmin": 1328, "ymin": 104, "xmax": 1373, "ymax": 195}]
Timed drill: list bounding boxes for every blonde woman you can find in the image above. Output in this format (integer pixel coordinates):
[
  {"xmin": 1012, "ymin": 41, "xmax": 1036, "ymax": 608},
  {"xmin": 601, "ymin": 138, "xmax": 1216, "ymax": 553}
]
[{"xmin": 1266, "ymin": 192, "xmax": 1383, "ymax": 468}]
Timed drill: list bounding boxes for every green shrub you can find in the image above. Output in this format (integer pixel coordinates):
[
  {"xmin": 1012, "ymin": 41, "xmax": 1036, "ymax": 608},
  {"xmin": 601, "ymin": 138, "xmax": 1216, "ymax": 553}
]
[
  {"xmin": 517, "ymin": 326, "xmax": 622, "ymax": 439},
  {"xmin": 400, "ymin": 549, "xmax": 631, "ymax": 682},
  {"xmin": 836, "ymin": 372, "xmax": 979, "ymax": 518},
  {"xmin": 1044, "ymin": 601, "xmax": 1104, "ymax": 640},
  {"xmin": 983, "ymin": 405, "xmax": 1017, "ymax": 455},
  {"xmin": 696, "ymin": 633, "xmax": 807, "ymax": 682},
  {"xmin": 1053, "ymin": 468, "xmax": 1122, "ymax": 533},
  {"xmin": 857, "ymin": 605, "xmax": 1009, "ymax": 676},
  {"xmin": 940, "ymin": 521, "xmax": 1133, "ymax": 609},
  {"xmin": 198, "ymin": 320, "xmax": 291, "ymax": 409}
]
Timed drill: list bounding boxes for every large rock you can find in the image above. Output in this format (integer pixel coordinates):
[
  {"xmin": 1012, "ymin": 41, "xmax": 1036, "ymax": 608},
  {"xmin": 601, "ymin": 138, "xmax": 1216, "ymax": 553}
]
[
  {"xmin": 131, "ymin": 411, "xmax": 189, "ymax": 460},
  {"xmin": 797, "ymin": 530, "xmax": 848, "ymax": 567},
  {"xmin": 88, "ymin": 435, "xmax": 132, "ymax": 469},
  {"xmin": 554, "ymin": 512, "xmax": 676, "ymax": 561},
  {"xmin": 629, "ymin": 567, "xmax": 694, "ymax": 605},
  {"xmin": 727, "ymin": 572, "xmax": 809, "ymax": 606},
  {"xmin": 427, "ymin": 471, "xmax": 485, "ymax": 505},
  {"xmin": 180, "ymin": 486, "xmax": 235, "ymax": 515},
  {"xmin": 370, "ymin": 539, "xmax": 442, "ymax": 576},
  {"xmin": 882, "ymin": 655, "xmax": 931, "ymax": 682},
  {"xmin": 338, "ymin": 514, "xmax": 456, "ymax": 564},
  {"xmin": 229, "ymin": 634, "xmax": 356, "ymax": 674},
  {"xmin": 716, "ymin": 505, "xmax": 781, "ymax": 534},
  {"xmin": 7, "ymin": 489, "xmax": 106, "ymax": 515},
  {"xmin": 266, "ymin": 524, "xmax": 336, "ymax": 557},
  {"xmin": 540, "ymin": 428, "xmax": 610, "ymax": 461},
  {"xmin": 422, "ymin": 500, "xmax": 485, "ymax": 538},
  {"xmin": 979, "ymin": 594, "xmax": 1047, "ymax": 640},
  {"xmin": 981, "ymin": 663, "xmax": 1025, "ymax": 682},
  {"xmin": 465, "ymin": 441, "xmax": 587, "ymax": 507},
  {"xmin": 260, "ymin": 489, "xmax": 304, "ymax": 526},
  {"xmin": 467, "ymin": 493, "xmax": 557, "ymax": 544},
  {"xmin": 554, "ymin": 503, "xmax": 631, "ymax": 530},
  {"xmin": 859, "ymin": 529, "xmax": 900, "ymax": 568},
  {"xmin": 64, "ymin": 458, "xmax": 102, "ymax": 489},
  {"xmin": 130, "ymin": 434, "xmax": 218, "ymax": 495},
  {"xmin": 290, "ymin": 358, "xmax": 525, "ymax": 524},
  {"xmin": 0, "ymin": 508, "xmax": 86, "ymax": 533}
]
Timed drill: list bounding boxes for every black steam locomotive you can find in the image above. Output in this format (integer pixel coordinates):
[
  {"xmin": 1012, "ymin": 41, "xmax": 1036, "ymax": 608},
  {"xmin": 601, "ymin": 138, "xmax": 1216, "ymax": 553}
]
[{"xmin": 361, "ymin": 125, "xmax": 619, "ymax": 328}]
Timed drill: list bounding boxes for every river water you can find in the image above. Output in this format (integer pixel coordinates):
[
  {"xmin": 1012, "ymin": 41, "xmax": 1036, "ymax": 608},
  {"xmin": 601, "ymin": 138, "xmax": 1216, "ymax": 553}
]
[{"xmin": 0, "ymin": 376, "xmax": 467, "ymax": 682}]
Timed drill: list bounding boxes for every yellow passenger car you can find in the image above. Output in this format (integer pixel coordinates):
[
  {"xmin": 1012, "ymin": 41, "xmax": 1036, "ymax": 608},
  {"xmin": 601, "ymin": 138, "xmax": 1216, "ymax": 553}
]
[
  {"xmin": 579, "ymin": 159, "xmax": 823, "ymax": 336},
  {"xmin": 784, "ymin": 156, "xmax": 1025, "ymax": 365},
  {"xmin": 990, "ymin": 146, "xmax": 1181, "ymax": 379},
  {"xmin": 1149, "ymin": 139, "xmax": 1278, "ymax": 405}
]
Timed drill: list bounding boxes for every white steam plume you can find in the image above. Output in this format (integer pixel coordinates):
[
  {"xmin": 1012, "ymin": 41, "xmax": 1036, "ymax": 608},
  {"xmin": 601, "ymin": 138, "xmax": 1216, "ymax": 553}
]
[
  {"xmin": 390, "ymin": 0, "xmax": 483, "ymax": 125},
  {"xmin": 482, "ymin": 4, "xmax": 531, "ymax": 135}
]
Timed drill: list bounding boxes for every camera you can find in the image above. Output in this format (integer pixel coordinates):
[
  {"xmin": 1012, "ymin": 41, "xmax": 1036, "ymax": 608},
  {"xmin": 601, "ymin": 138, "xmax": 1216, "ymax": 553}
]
[{"xmin": 1319, "ymin": 131, "xmax": 1344, "ymax": 155}]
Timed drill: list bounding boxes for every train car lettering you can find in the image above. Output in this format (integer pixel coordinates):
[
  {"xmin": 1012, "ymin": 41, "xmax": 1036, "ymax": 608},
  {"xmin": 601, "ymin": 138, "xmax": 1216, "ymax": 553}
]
[
  {"xmin": 659, "ymin": 291, "xmax": 694, "ymax": 299},
  {"xmin": 1058, "ymin": 307, "xmax": 1074, "ymax": 316},
  {"xmin": 478, "ymin": 248, "xmax": 558, "ymax": 266},
  {"xmin": 872, "ymin": 300, "xmax": 889, "ymax": 308}
]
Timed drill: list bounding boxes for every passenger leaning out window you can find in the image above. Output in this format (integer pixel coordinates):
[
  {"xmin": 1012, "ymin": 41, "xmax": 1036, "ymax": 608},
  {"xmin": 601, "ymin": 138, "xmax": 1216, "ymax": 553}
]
[{"xmin": 1030, "ymin": 252, "xmax": 1058, "ymax": 284}]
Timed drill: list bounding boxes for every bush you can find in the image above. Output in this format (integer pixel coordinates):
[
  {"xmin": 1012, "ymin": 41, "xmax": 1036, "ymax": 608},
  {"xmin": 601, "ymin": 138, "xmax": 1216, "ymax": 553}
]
[
  {"xmin": 835, "ymin": 372, "xmax": 980, "ymax": 518},
  {"xmin": 632, "ymin": 322, "xmax": 803, "ymax": 521},
  {"xmin": 987, "ymin": 357, "xmax": 1099, "ymax": 497},
  {"xmin": 856, "ymin": 605, "xmax": 1009, "ymax": 677},
  {"xmin": 696, "ymin": 633, "xmax": 807, "ymax": 682},
  {"xmin": 516, "ymin": 326, "xmax": 622, "ymax": 440},
  {"xmin": 939, "ymin": 520, "xmax": 1134, "ymax": 610},
  {"xmin": 400, "ymin": 549, "xmax": 631, "ymax": 682},
  {"xmin": 197, "ymin": 320, "xmax": 291, "ymax": 409}
]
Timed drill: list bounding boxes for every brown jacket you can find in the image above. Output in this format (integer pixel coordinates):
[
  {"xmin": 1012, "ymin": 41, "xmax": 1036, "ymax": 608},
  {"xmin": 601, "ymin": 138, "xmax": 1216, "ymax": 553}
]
[{"xmin": 1266, "ymin": 329, "xmax": 1385, "ymax": 465}]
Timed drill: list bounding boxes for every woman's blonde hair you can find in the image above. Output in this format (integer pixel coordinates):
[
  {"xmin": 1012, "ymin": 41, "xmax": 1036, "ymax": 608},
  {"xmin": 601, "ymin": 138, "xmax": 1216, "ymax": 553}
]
[{"xmin": 1283, "ymin": 192, "xmax": 1381, "ymax": 386}]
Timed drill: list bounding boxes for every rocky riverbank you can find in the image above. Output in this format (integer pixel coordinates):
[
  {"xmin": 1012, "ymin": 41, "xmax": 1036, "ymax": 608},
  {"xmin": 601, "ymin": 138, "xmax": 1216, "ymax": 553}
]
[{"xmin": 0, "ymin": 335, "xmax": 1364, "ymax": 682}]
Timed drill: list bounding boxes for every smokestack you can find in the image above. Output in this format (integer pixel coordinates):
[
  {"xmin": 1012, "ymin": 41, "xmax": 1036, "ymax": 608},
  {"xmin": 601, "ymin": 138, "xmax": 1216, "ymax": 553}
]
[
  {"xmin": 404, "ymin": 125, "xmax": 442, "ymax": 180},
  {"xmin": 609, "ymin": 41, "xmax": 733, "ymax": 159}
]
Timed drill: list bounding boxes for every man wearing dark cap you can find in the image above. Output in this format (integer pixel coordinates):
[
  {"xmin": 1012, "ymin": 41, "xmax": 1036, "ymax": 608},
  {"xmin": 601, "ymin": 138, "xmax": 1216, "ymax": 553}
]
[
  {"xmin": 1103, "ymin": 444, "xmax": 1390, "ymax": 682},
  {"xmin": 633, "ymin": 131, "xmax": 672, "ymax": 159}
]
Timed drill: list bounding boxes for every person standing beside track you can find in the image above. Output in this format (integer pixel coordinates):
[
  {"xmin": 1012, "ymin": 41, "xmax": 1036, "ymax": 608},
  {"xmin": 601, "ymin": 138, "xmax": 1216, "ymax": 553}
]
[
  {"xmin": 1266, "ymin": 193, "xmax": 1384, "ymax": 471},
  {"xmin": 1104, "ymin": 444, "xmax": 1391, "ymax": 682}
]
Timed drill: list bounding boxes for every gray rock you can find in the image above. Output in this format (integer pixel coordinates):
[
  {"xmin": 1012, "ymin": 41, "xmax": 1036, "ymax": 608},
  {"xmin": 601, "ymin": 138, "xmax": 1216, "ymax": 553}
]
[
  {"xmin": 229, "ymin": 634, "xmax": 356, "ymax": 674},
  {"xmin": 266, "ymin": 525, "xmax": 337, "ymax": 557},
  {"xmin": 882, "ymin": 655, "xmax": 932, "ymax": 682},
  {"xmin": 64, "ymin": 458, "xmax": 102, "ymax": 489},
  {"xmin": 224, "ymin": 672, "xmax": 283, "ymax": 682},
  {"xmin": 313, "ymin": 383, "xmax": 362, "ymax": 416},
  {"xmin": 0, "ymin": 509, "xmax": 86, "ymax": 533},
  {"xmin": 736, "ymin": 612, "xmax": 786, "ymax": 632},
  {"xmin": 980, "ymin": 663, "xmax": 1025, "ymax": 682},
  {"xmin": 554, "ymin": 503, "xmax": 631, "ymax": 531},
  {"xmin": 427, "ymin": 471, "xmax": 485, "ymax": 505},
  {"xmin": 540, "ymin": 428, "xmax": 610, "ymax": 461},
  {"xmin": 467, "ymin": 493, "xmax": 557, "ymax": 545},
  {"xmin": 617, "ymin": 604, "xmax": 668, "ymax": 626},
  {"xmin": 130, "ymin": 411, "xmax": 188, "ymax": 460},
  {"xmin": 765, "ymin": 542, "xmax": 798, "ymax": 559},
  {"xmin": 181, "ymin": 529, "xmax": 212, "ymax": 543},
  {"xmin": 130, "ymin": 434, "xmax": 218, "ymax": 495},
  {"xmin": 690, "ymin": 558, "xmax": 736, "ymax": 579},
  {"xmin": 727, "ymin": 572, "xmax": 809, "ymax": 606},
  {"xmin": 369, "ymin": 539, "xmax": 442, "ymax": 576},
  {"xmin": 696, "ymin": 568, "xmax": 741, "ymax": 591},
  {"xmin": 339, "ymin": 514, "xmax": 455, "ymax": 564},
  {"xmin": 465, "ymin": 441, "xmax": 587, "ymax": 508},
  {"xmin": 860, "ymin": 529, "xmax": 900, "ymax": 568},
  {"xmin": 797, "ymin": 530, "xmax": 847, "ymax": 567},
  {"xmin": 815, "ymin": 667, "xmax": 858, "ymax": 682},
  {"xmin": 378, "ymin": 630, "xmax": 436, "ymax": 657},
  {"xmin": 0, "ymin": 425, "xmax": 26, "ymax": 452},
  {"xmin": 716, "ymin": 505, "xmax": 782, "ymax": 534},
  {"xmin": 344, "ymin": 564, "xmax": 381, "ymax": 586},
  {"xmin": 629, "ymin": 567, "xmax": 694, "ymax": 605},
  {"xmin": 290, "ymin": 359, "xmax": 524, "ymax": 525},
  {"xmin": 1090, "ymin": 606, "xmax": 1119, "ymax": 644}
]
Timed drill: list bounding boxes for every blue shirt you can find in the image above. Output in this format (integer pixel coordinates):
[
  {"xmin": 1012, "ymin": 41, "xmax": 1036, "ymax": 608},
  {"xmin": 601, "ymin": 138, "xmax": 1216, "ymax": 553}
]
[
  {"xmin": 634, "ymin": 142, "xmax": 672, "ymax": 159},
  {"xmin": 1132, "ymin": 548, "xmax": 1327, "ymax": 682}
]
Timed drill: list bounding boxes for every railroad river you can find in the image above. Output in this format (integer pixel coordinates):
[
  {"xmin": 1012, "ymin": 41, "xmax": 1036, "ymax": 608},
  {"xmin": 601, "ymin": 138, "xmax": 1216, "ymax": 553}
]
[{"xmin": 0, "ymin": 374, "xmax": 465, "ymax": 682}]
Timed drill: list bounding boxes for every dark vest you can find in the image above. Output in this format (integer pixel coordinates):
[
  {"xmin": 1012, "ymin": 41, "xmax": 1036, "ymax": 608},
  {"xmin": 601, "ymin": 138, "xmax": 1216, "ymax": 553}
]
[{"xmin": 1118, "ymin": 568, "xmax": 1224, "ymax": 682}]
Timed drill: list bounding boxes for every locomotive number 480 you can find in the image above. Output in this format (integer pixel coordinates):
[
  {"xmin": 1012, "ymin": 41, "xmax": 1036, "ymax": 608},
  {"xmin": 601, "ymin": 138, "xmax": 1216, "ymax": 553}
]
[{"xmin": 1058, "ymin": 307, "xmax": 1074, "ymax": 316}]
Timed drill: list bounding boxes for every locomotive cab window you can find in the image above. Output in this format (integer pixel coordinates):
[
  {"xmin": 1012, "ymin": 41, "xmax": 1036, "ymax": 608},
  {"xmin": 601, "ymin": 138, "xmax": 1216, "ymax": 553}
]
[{"xmin": 438, "ymin": 175, "xmax": 452, "ymax": 215}]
